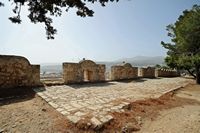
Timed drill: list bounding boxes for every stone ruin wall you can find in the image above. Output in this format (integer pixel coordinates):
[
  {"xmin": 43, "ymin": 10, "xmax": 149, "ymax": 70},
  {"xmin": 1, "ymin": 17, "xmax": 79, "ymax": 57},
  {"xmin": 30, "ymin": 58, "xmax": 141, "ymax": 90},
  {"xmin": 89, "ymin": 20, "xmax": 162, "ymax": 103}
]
[
  {"xmin": 156, "ymin": 69, "xmax": 180, "ymax": 77},
  {"xmin": 63, "ymin": 60, "xmax": 106, "ymax": 84},
  {"xmin": 111, "ymin": 63, "xmax": 138, "ymax": 80},
  {"xmin": 140, "ymin": 67, "xmax": 156, "ymax": 78},
  {"xmin": 63, "ymin": 63, "xmax": 83, "ymax": 84},
  {"xmin": 97, "ymin": 65, "xmax": 106, "ymax": 81},
  {"xmin": 0, "ymin": 55, "xmax": 41, "ymax": 89}
]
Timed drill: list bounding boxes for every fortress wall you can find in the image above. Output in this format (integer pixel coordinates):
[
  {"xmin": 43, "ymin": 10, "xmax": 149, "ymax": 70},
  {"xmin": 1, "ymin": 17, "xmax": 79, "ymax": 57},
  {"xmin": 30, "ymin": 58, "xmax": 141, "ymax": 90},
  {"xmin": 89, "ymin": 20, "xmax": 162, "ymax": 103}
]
[
  {"xmin": 63, "ymin": 60, "xmax": 106, "ymax": 84},
  {"xmin": 0, "ymin": 55, "xmax": 41, "ymax": 89},
  {"xmin": 156, "ymin": 69, "xmax": 180, "ymax": 77},
  {"xmin": 111, "ymin": 63, "xmax": 138, "ymax": 80},
  {"xmin": 140, "ymin": 67, "xmax": 156, "ymax": 78}
]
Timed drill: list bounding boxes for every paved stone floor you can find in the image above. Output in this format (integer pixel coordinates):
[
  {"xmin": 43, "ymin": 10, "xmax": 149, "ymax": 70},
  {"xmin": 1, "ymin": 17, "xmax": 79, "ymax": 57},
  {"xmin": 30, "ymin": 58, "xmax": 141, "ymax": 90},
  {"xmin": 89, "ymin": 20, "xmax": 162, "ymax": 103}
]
[{"xmin": 33, "ymin": 77, "xmax": 191, "ymax": 128}]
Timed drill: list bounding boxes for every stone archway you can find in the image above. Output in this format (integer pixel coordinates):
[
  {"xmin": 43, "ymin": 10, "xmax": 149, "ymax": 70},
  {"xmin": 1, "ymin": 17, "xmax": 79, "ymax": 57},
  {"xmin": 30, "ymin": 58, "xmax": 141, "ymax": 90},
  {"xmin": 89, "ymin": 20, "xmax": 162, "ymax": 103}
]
[
  {"xmin": 63, "ymin": 59, "xmax": 106, "ymax": 84},
  {"xmin": 83, "ymin": 70, "xmax": 93, "ymax": 82},
  {"xmin": 80, "ymin": 60, "xmax": 97, "ymax": 82}
]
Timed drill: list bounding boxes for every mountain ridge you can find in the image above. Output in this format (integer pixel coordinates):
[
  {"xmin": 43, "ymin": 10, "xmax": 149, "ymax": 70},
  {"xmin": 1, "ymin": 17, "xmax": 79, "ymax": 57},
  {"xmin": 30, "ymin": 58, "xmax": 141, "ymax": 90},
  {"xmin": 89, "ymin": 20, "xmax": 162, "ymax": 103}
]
[{"xmin": 40, "ymin": 56, "xmax": 165, "ymax": 73}]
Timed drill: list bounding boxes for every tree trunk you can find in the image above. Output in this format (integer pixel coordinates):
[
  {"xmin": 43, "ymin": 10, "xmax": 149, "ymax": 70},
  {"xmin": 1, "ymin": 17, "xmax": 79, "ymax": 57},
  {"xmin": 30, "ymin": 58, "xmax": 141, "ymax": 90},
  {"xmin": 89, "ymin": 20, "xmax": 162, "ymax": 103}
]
[
  {"xmin": 186, "ymin": 69, "xmax": 196, "ymax": 78},
  {"xmin": 196, "ymin": 66, "xmax": 200, "ymax": 84}
]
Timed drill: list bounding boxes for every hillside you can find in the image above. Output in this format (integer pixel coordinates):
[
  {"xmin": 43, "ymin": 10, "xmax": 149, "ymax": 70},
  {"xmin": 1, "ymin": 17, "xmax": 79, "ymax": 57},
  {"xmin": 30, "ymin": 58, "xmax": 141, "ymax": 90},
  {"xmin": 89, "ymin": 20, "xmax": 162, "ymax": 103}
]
[{"xmin": 40, "ymin": 56, "xmax": 165, "ymax": 73}]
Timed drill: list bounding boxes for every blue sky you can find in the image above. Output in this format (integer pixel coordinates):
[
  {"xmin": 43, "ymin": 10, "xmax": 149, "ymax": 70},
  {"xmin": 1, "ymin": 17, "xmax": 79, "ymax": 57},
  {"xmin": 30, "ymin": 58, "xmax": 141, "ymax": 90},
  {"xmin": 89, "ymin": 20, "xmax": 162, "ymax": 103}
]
[{"xmin": 0, "ymin": 0, "xmax": 199, "ymax": 64}]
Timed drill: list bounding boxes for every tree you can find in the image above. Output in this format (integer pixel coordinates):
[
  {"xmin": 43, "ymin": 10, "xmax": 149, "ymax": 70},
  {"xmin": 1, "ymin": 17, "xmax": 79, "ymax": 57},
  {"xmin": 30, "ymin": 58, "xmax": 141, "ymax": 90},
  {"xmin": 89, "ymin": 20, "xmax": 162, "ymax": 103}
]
[
  {"xmin": 161, "ymin": 5, "xmax": 200, "ymax": 84},
  {"xmin": 0, "ymin": 0, "xmax": 119, "ymax": 39}
]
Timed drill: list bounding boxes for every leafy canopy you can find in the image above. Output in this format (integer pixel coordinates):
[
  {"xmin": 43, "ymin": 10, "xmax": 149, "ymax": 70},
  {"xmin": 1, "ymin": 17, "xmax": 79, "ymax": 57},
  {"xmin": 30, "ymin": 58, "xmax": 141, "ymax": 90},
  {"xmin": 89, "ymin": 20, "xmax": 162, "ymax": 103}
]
[
  {"xmin": 0, "ymin": 0, "xmax": 119, "ymax": 39},
  {"xmin": 161, "ymin": 5, "xmax": 200, "ymax": 73}
]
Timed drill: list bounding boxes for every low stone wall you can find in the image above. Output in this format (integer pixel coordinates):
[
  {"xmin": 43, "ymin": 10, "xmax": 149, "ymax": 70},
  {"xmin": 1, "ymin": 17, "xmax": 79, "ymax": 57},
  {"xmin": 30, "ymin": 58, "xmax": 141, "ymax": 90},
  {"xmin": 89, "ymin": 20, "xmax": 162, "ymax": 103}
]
[
  {"xmin": 140, "ymin": 67, "xmax": 156, "ymax": 78},
  {"xmin": 63, "ymin": 59, "xmax": 106, "ymax": 84},
  {"xmin": 63, "ymin": 63, "xmax": 83, "ymax": 84},
  {"xmin": 111, "ymin": 63, "xmax": 138, "ymax": 80},
  {"xmin": 156, "ymin": 69, "xmax": 180, "ymax": 77},
  {"xmin": 31, "ymin": 65, "xmax": 41, "ymax": 86},
  {"xmin": 98, "ymin": 65, "xmax": 106, "ymax": 81},
  {"xmin": 0, "ymin": 55, "xmax": 41, "ymax": 89}
]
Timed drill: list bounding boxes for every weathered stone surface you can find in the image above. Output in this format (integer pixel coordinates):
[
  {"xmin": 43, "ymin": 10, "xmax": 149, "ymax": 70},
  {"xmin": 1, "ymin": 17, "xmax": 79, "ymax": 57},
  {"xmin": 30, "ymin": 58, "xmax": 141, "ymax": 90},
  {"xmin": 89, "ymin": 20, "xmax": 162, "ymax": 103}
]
[
  {"xmin": 67, "ymin": 116, "xmax": 81, "ymax": 124},
  {"xmin": 91, "ymin": 117, "xmax": 102, "ymax": 128},
  {"xmin": 49, "ymin": 102, "xmax": 59, "ymax": 109},
  {"xmin": 34, "ymin": 78, "xmax": 191, "ymax": 128},
  {"xmin": 111, "ymin": 63, "xmax": 138, "ymax": 80},
  {"xmin": 156, "ymin": 69, "xmax": 180, "ymax": 77},
  {"xmin": 140, "ymin": 67, "xmax": 156, "ymax": 78},
  {"xmin": 63, "ymin": 59, "xmax": 105, "ymax": 84},
  {"xmin": 0, "ymin": 55, "xmax": 41, "ymax": 89},
  {"xmin": 60, "ymin": 111, "xmax": 70, "ymax": 115},
  {"xmin": 121, "ymin": 123, "xmax": 141, "ymax": 132},
  {"xmin": 74, "ymin": 111, "xmax": 86, "ymax": 117},
  {"xmin": 56, "ymin": 108, "xmax": 64, "ymax": 112},
  {"xmin": 121, "ymin": 102, "xmax": 131, "ymax": 109},
  {"xmin": 100, "ymin": 115, "xmax": 113, "ymax": 124}
]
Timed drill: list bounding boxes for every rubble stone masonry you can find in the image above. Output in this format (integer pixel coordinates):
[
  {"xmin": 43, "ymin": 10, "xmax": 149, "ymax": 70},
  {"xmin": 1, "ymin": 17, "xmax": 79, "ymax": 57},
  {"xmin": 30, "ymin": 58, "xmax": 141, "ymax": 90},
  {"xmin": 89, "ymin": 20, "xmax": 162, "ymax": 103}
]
[
  {"xmin": 156, "ymin": 69, "xmax": 180, "ymax": 77},
  {"xmin": 111, "ymin": 63, "xmax": 138, "ymax": 80},
  {"xmin": 63, "ymin": 59, "xmax": 105, "ymax": 84},
  {"xmin": 0, "ymin": 55, "xmax": 41, "ymax": 89}
]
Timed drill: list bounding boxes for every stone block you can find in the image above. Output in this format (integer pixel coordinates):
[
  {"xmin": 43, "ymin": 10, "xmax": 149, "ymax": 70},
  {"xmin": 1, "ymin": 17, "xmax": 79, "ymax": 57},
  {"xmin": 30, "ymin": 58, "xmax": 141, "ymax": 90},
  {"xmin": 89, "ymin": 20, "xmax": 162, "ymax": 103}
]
[
  {"xmin": 91, "ymin": 117, "xmax": 102, "ymax": 128},
  {"xmin": 67, "ymin": 116, "xmax": 81, "ymax": 124}
]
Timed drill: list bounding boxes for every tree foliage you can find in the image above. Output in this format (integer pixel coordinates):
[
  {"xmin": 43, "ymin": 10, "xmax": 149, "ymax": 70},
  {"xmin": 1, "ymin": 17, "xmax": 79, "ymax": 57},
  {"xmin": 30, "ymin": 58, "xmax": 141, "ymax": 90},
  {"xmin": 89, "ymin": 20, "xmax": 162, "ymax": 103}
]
[
  {"xmin": 161, "ymin": 5, "xmax": 200, "ymax": 83},
  {"xmin": 1, "ymin": 0, "xmax": 119, "ymax": 39}
]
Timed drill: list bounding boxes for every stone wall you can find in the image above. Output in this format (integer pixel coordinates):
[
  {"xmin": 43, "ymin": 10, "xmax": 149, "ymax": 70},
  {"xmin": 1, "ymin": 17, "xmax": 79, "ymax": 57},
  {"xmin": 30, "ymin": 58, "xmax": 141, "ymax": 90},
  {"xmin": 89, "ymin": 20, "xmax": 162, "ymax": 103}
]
[
  {"xmin": 63, "ymin": 63, "xmax": 83, "ymax": 83},
  {"xmin": 97, "ymin": 65, "xmax": 106, "ymax": 81},
  {"xmin": 111, "ymin": 63, "xmax": 138, "ymax": 80},
  {"xmin": 140, "ymin": 67, "xmax": 156, "ymax": 78},
  {"xmin": 0, "ymin": 55, "xmax": 41, "ymax": 89},
  {"xmin": 31, "ymin": 65, "xmax": 41, "ymax": 86},
  {"xmin": 63, "ymin": 59, "xmax": 106, "ymax": 84},
  {"xmin": 156, "ymin": 69, "xmax": 180, "ymax": 77}
]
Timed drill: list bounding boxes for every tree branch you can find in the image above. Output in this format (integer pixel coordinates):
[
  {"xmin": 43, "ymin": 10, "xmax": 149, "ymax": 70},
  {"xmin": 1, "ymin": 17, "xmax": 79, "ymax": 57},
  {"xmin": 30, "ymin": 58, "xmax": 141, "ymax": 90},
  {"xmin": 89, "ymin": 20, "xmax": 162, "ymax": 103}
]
[{"xmin": 186, "ymin": 68, "xmax": 196, "ymax": 78}]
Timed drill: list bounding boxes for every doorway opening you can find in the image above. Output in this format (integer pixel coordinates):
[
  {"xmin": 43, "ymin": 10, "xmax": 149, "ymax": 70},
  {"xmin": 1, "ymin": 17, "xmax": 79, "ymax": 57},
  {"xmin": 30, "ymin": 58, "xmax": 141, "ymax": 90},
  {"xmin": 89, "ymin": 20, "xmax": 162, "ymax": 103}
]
[{"xmin": 84, "ymin": 70, "xmax": 92, "ymax": 82}]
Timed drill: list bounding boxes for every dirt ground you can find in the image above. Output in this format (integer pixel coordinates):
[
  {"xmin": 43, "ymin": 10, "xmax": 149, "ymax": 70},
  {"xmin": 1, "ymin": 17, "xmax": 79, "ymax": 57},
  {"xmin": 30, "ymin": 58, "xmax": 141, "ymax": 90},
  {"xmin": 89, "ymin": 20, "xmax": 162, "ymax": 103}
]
[{"xmin": 0, "ymin": 82, "xmax": 200, "ymax": 133}]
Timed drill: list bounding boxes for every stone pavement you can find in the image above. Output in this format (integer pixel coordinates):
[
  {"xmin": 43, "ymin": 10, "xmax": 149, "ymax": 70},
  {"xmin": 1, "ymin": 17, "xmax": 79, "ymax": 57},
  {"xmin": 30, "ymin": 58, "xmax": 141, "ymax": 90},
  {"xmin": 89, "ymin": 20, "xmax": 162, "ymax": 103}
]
[{"xmin": 33, "ymin": 77, "xmax": 190, "ymax": 128}]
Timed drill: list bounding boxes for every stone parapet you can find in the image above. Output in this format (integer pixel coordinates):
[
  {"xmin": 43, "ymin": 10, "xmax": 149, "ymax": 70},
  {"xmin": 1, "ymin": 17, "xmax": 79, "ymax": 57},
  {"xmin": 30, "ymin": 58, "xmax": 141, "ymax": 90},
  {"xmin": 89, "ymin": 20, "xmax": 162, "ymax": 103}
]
[
  {"xmin": 140, "ymin": 67, "xmax": 156, "ymax": 78},
  {"xmin": 111, "ymin": 63, "xmax": 138, "ymax": 80},
  {"xmin": 156, "ymin": 69, "xmax": 180, "ymax": 77},
  {"xmin": 63, "ymin": 60, "xmax": 106, "ymax": 84},
  {"xmin": 0, "ymin": 55, "xmax": 41, "ymax": 89}
]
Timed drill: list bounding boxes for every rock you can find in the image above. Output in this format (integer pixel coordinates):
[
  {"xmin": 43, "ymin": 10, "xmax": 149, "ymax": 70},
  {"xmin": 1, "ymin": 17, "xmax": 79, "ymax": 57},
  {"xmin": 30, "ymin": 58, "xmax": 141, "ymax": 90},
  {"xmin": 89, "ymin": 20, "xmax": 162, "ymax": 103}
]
[
  {"xmin": 121, "ymin": 123, "xmax": 140, "ymax": 133},
  {"xmin": 74, "ymin": 111, "xmax": 86, "ymax": 117},
  {"xmin": 100, "ymin": 115, "xmax": 113, "ymax": 124},
  {"xmin": 12, "ymin": 124, "xmax": 17, "ymax": 128},
  {"xmin": 135, "ymin": 116, "xmax": 142, "ymax": 125},
  {"xmin": 91, "ymin": 117, "xmax": 102, "ymax": 129},
  {"xmin": 48, "ymin": 102, "xmax": 59, "ymax": 109},
  {"xmin": 121, "ymin": 102, "xmax": 131, "ymax": 109},
  {"xmin": 60, "ymin": 111, "xmax": 70, "ymax": 116},
  {"xmin": 67, "ymin": 116, "xmax": 81, "ymax": 124},
  {"xmin": 0, "ymin": 128, "xmax": 4, "ymax": 133},
  {"xmin": 42, "ymin": 108, "xmax": 47, "ymax": 112}
]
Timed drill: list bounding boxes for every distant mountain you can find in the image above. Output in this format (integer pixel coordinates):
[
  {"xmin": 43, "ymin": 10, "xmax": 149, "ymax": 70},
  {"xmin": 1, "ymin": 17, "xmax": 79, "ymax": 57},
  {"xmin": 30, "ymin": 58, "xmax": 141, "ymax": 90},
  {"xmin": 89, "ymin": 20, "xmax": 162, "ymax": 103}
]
[
  {"xmin": 41, "ymin": 64, "xmax": 62, "ymax": 74},
  {"xmin": 40, "ymin": 56, "xmax": 165, "ymax": 73},
  {"xmin": 114, "ymin": 56, "xmax": 165, "ymax": 67}
]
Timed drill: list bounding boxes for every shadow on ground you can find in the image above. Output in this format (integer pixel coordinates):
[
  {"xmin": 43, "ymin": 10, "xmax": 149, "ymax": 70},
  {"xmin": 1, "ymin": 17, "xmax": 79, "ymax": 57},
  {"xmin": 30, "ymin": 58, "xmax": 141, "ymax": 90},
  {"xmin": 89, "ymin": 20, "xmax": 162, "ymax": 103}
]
[
  {"xmin": 68, "ymin": 82, "xmax": 116, "ymax": 89},
  {"xmin": 117, "ymin": 78, "xmax": 147, "ymax": 83},
  {"xmin": 0, "ymin": 87, "xmax": 45, "ymax": 106}
]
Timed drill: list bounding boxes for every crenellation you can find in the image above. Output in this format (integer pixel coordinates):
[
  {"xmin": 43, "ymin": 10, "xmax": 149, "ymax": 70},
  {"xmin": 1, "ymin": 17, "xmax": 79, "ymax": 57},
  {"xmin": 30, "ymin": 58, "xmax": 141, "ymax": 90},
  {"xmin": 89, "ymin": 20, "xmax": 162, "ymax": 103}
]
[
  {"xmin": 0, "ymin": 55, "xmax": 181, "ymax": 89},
  {"xmin": 156, "ymin": 69, "xmax": 180, "ymax": 77}
]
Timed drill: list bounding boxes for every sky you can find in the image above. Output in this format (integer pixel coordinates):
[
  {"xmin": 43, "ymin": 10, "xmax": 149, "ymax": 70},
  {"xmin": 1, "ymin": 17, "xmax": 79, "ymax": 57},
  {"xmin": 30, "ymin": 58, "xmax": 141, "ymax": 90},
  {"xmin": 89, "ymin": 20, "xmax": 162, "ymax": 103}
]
[{"xmin": 0, "ymin": 0, "xmax": 200, "ymax": 64}]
